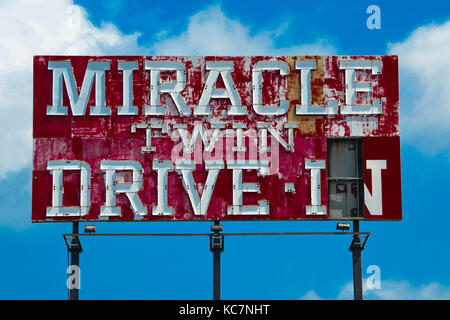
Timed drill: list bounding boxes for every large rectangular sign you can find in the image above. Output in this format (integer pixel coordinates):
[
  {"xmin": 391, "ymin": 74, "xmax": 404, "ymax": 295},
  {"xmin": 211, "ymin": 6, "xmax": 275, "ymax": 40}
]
[{"xmin": 32, "ymin": 56, "xmax": 401, "ymax": 222}]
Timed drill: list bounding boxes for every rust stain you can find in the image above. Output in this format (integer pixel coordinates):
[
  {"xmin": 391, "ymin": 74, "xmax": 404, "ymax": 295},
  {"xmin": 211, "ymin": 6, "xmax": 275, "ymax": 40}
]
[
  {"xmin": 287, "ymin": 56, "xmax": 324, "ymax": 136},
  {"xmin": 32, "ymin": 55, "xmax": 401, "ymax": 223}
]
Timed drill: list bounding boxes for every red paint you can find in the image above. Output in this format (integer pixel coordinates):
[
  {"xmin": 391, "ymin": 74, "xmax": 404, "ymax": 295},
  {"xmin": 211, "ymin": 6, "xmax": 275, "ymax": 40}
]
[
  {"xmin": 363, "ymin": 136, "xmax": 402, "ymax": 220},
  {"xmin": 33, "ymin": 56, "xmax": 401, "ymax": 222}
]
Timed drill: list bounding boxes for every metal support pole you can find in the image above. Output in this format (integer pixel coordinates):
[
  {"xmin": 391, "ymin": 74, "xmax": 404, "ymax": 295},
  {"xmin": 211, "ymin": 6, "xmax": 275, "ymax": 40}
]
[
  {"xmin": 68, "ymin": 222, "xmax": 82, "ymax": 300},
  {"xmin": 210, "ymin": 221, "xmax": 224, "ymax": 300},
  {"xmin": 350, "ymin": 220, "xmax": 363, "ymax": 300}
]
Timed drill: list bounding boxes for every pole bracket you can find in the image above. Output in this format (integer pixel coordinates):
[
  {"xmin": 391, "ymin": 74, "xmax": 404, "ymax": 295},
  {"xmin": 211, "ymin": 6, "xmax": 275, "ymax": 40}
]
[
  {"xmin": 63, "ymin": 234, "xmax": 83, "ymax": 253},
  {"xmin": 348, "ymin": 233, "xmax": 369, "ymax": 251},
  {"xmin": 209, "ymin": 234, "xmax": 224, "ymax": 252},
  {"xmin": 210, "ymin": 221, "xmax": 224, "ymax": 252}
]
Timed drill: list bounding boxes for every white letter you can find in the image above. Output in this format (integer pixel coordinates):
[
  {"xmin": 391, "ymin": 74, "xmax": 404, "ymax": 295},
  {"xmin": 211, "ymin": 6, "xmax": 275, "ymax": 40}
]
[
  {"xmin": 305, "ymin": 159, "xmax": 326, "ymax": 215},
  {"xmin": 176, "ymin": 123, "xmax": 222, "ymax": 154},
  {"xmin": 295, "ymin": 60, "xmax": 337, "ymax": 115},
  {"xmin": 131, "ymin": 122, "xmax": 167, "ymax": 153},
  {"xmin": 100, "ymin": 160, "xmax": 147, "ymax": 219},
  {"xmin": 175, "ymin": 160, "xmax": 224, "ymax": 216},
  {"xmin": 118, "ymin": 61, "xmax": 139, "ymax": 115},
  {"xmin": 257, "ymin": 123, "xmax": 296, "ymax": 153},
  {"xmin": 364, "ymin": 160, "xmax": 386, "ymax": 215},
  {"xmin": 232, "ymin": 123, "xmax": 247, "ymax": 152},
  {"xmin": 227, "ymin": 161, "xmax": 269, "ymax": 215},
  {"xmin": 252, "ymin": 60, "xmax": 290, "ymax": 116},
  {"xmin": 47, "ymin": 60, "xmax": 111, "ymax": 116},
  {"xmin": 152, "ymin": 160, "xmax": 173, "ymax": 216},
  {"xmin": 46, "ymin": 160, "xmax": 91, "ymax": 217},
  {"xmin": 339, "ymin": 59, "xmax": 382, "ymax": 114},
  {"xmin": 144, "ymin": 60, "xmax": 191, "ymax": 116},
  {"xmin": 197, "ymin": 61, "xmax": 246, "ymax": 115}
]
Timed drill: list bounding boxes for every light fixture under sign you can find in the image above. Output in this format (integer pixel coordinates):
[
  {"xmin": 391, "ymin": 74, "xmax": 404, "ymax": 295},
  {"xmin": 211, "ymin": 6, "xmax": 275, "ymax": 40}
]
[
  {"xmin": 336, "ymin": 222, "xmax": 351, "ymax": 231},
  {"xmin": 84, "ymin": 225, "xmax": 97, "ymax": 233}
]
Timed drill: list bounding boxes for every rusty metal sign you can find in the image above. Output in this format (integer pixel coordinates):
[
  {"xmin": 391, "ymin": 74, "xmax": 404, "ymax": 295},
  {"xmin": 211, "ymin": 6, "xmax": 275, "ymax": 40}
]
[{"xmin": 32, "ymin": 56, "xmax": 401, "ymax": 222}]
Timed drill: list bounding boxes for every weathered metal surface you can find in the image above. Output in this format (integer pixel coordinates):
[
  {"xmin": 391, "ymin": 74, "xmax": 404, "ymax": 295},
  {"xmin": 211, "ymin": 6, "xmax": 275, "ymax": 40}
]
[{"xmin": 32, "ymin": 56, "xmax": 401, "ymax": 222}]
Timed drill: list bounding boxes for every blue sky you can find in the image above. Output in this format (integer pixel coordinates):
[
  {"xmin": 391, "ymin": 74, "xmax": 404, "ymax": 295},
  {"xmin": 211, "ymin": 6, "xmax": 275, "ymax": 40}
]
[{"xmin": 0, "ymin": 0, "xmax": 450, "ymax": 299}]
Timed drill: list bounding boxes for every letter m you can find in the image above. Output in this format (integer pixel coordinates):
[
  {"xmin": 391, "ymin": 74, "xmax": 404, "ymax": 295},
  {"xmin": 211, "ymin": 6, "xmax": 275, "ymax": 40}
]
[{"xmin": 47, "ymin": 60, "xmax": 111, "ymax": 116}]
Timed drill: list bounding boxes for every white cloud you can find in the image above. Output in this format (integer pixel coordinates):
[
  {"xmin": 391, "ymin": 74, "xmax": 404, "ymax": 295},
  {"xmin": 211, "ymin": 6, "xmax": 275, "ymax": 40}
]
[
  {"xmin": 0, "ymin": 169, "xmax": 32, "ymax": 231},
  {"xmin": 0, "ymin": 2, "xmax": 335, "ymax": 182},
  {"xmin": 151, "ymin": 6, "xmax": 336, "ymax": 56},
  {"xmin": 388, "ymin": 19, "xmax": 450, "ymax": 156},
  {"xmin": 337, "ymin": 279, "xmax": 450, "ymax": 300},
  {"xmin": 299, "ymin": 289, "xmax": 323, "ymax": 300},
  {"xmin": 0, "ymin": 0, "xmax": 143, "ymax": 180},
  {"xmin": 0, "ymin": 2, "xmax": 335, "ymax": 229}
]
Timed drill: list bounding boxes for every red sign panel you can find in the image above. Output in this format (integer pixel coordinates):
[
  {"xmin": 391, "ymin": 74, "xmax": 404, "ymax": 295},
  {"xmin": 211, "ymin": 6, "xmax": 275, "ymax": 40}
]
[{"xmin": 32, "ymin": 56, "xmax": 401, "ymax": 222}]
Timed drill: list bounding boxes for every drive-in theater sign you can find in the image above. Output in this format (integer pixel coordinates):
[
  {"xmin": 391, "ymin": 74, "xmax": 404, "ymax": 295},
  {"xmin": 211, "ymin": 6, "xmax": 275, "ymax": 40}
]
[{"xmin": 32, "ymin": 56, "xmax": 401, "ymax": 222}]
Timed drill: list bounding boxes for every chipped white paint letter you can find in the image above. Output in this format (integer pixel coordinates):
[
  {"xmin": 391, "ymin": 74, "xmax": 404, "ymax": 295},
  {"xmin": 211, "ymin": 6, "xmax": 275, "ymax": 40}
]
[
  {"xmin": 295, "ymin": 60, "xmax": 337, "ymax": 115},
  {"xmin": 252, "ymin": 60, "xmax": 290, "ymax": 116},
  {"xmin": 175, "ymin": 160, "xmax": 224, "ymax": 216},
  {"xmin": 47, "ymin": 60, "xmax": 111, "ymax": 116},
  {"xmin": 145, "ymin": 60, "xmax": 192, "ymax": 116},
  {"xmin": 197, "ymin": 61, "xmax": 245, "ymax": 115},
  {"xmin": 46, "ymin": 160, "xmax": 91, "ymax": 217},
  {"xmin": 118, "ymin": 61, "xmax": 139, "ymax": 115},
  {"xmin": 305, "ymin": 159, "xmax": 326, "ymax": 215},
  {"xmin": 339, "ymin": 59, "xmax": 382, "ymax": 115},
  {"xmin": 152, "ymin": 160, "xmax": 173, "ymax": 216},
  {"xmin": 100, "ymin": 160, "xmax": 147, "ymax": 219},
  {"xmin": 227, "ymin": 161, "xmax": 269, "ymax": 215}
]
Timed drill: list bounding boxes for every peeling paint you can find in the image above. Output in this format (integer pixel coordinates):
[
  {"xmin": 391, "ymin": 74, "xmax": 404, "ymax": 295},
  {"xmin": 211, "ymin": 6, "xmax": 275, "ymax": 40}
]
[{"xmin": 32, "ymin": 55, "xmax": 401, "ymax": 222}]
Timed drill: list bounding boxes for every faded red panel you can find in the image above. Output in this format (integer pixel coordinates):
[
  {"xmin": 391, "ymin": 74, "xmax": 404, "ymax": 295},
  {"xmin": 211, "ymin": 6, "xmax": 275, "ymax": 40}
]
[
  {"xmin": 363, "ymin": 136, "xmax": 402, "ymax": 220},
  {"xmin": 32, "ymin": 170, "xmax": 52, "ymax": 222},
  {"xmin": 323, "ymin": 56, "xmax": 399, "ymax": 137},
  {"xmin": 31, "ymin": 136, "xmax": 328, "ymax": 222},
  {"xmin": 33, "ymin": 55, "xmax": 400, "ymax": 222}
]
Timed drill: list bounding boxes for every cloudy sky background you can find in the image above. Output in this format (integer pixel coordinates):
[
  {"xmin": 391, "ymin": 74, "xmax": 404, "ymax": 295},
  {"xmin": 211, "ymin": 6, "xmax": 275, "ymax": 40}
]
[{"xmin": 0, "ymin": 0, "xmax": 449, "ymax": 299}]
